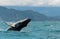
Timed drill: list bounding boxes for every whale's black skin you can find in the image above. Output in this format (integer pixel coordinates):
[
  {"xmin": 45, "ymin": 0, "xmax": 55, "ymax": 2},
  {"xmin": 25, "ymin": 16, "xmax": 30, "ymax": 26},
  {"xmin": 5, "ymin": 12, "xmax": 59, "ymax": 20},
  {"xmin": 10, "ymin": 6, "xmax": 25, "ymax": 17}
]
[{"xmin": 8, "ymin": 19, "xmax": 31, "ymax": 31}]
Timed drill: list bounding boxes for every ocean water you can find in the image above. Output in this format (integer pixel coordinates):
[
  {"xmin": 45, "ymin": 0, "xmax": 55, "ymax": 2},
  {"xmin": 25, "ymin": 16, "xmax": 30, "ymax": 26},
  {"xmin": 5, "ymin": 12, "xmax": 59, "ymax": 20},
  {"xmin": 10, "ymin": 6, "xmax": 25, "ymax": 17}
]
[{"xmin": 0, "ymin": 21, "xmax": 60, "ymax": 39}]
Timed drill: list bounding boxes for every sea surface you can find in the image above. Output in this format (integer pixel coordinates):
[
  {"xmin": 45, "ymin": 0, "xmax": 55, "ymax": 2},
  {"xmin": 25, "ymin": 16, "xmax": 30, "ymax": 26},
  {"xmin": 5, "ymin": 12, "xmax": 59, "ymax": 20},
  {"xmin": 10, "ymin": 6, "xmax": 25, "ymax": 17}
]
[{"xmin": 0, "ymin": 21, "xmax": 60, "ymax": 39}]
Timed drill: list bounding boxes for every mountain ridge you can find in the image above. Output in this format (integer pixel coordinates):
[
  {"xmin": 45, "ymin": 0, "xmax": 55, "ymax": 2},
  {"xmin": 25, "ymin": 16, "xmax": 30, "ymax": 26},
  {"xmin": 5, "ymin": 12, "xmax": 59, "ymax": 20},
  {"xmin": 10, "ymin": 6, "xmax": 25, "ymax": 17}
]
[{"xmin": 0, "ymin": 6, "xmax": 60, "ymax": 21}]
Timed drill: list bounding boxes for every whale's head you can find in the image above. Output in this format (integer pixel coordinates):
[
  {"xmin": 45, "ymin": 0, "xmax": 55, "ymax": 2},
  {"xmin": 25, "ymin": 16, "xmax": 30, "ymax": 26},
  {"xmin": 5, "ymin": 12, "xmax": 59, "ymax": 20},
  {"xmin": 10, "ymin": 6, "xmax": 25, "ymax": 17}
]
[{"xmin": 15, "ymin": 18, "xmax": 31, "ymax": 27}]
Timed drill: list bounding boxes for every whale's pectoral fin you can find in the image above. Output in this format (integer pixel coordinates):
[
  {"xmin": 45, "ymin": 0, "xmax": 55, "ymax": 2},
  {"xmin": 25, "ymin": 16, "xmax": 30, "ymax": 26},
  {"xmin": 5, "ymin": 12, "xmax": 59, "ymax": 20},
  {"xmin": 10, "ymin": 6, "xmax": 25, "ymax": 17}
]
[{"xmin": 7, "ymin": 18, "xmax": 31, "ymax": 31}]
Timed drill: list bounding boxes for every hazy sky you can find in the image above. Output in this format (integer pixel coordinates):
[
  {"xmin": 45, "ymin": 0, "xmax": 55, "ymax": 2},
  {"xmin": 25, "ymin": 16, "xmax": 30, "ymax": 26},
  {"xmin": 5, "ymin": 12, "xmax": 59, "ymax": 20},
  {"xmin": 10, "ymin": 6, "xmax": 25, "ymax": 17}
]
[{"xmin": 0, "ymin": 0, "xmax": 60, "ymax": 6}]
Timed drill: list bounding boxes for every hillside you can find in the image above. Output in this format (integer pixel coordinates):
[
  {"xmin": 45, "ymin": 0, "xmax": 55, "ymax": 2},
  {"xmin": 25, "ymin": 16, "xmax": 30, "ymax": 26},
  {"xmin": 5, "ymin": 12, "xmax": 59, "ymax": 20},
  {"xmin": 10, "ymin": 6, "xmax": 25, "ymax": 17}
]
[
  {"xmin": 0, "ymin": 6, "xmax": 48, "ymax": 21},
  {"xmin": 6, "ymin": 6, "xmax": 60, "ymax": 16},
  {"xmin": 0, "ymin": 6, "xmax": 60, "ymax": 21}
]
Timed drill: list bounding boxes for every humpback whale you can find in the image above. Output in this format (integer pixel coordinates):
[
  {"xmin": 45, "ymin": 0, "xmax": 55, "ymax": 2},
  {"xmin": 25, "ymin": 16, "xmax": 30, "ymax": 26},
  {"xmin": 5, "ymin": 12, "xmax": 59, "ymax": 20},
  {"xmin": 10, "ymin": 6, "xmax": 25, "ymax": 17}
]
[{"xmin": 6, "ymin": 18, "xmax": 31, "ymax": 31}]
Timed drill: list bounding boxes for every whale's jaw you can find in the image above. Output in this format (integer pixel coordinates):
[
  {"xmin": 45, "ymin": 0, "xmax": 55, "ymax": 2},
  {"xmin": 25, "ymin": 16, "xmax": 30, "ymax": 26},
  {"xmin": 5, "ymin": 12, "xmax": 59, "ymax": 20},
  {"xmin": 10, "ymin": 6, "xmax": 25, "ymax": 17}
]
[{"xmin": 7, "ymin": 18, "xmax": 31, "ymax": 31}]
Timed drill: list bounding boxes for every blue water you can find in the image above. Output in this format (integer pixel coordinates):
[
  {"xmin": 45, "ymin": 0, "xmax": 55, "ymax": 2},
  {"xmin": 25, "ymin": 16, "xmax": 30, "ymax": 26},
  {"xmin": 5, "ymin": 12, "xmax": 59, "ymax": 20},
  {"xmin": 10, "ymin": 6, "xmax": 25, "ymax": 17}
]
[{"xmin": 0, "ymin": 21, "xmax": 60, "ymax": 39}]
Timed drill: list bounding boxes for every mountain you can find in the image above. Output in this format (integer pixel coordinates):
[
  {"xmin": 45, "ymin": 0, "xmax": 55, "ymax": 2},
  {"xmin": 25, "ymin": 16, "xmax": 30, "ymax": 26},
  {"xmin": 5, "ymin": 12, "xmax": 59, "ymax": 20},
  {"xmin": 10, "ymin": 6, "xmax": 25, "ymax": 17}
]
[
  {"xmin": 6, "ymin": 6, "xmax": 60, "ymax": 16},
  {"xmin": 0, "ymin": 6, "xmax": 48, "ymax": 21},
  {"xmin": 0, "ymin": 6, "xmax": 60, "ymax": 21}
]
